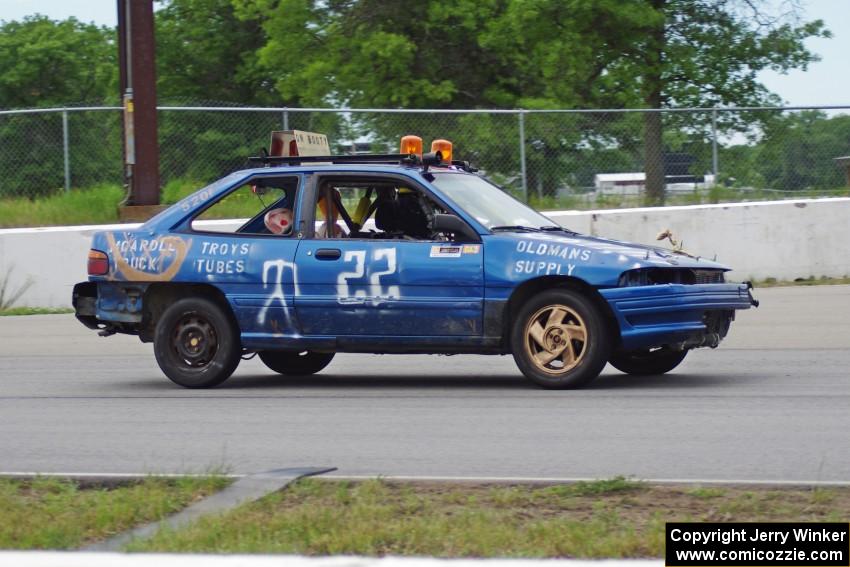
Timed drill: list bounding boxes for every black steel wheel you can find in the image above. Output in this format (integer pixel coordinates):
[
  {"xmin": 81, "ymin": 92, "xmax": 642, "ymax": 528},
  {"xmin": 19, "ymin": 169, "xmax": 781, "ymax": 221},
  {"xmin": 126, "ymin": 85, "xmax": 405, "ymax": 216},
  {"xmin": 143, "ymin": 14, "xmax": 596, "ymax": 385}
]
[
  {"xmin": 510, "ymin": 288, "xmax": 611, "ymax": 389},
  {"xmin": 258, "ymin": 350, "xmax": 335, "ymax": 375},
  {"xmin": 153, "ymin": 297, "xmax": 241, "ymax": 388},
  {"xmin": 609, "ymin": 347, "xmax": 688, "ymax": 376}
]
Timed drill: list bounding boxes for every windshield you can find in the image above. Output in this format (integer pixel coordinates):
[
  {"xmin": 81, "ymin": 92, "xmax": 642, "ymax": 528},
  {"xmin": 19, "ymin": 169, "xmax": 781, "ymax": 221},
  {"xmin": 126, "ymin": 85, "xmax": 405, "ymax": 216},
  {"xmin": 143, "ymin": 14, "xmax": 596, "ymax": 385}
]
[{"xmin": 430, "ymin": 172, "xmax": 557, "ymax": 230}]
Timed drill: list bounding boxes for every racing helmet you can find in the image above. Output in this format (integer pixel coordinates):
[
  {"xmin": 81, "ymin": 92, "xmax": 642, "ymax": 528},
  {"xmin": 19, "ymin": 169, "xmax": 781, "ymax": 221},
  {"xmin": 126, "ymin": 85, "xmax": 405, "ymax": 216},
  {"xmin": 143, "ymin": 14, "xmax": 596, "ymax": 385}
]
[{"xmin": 264, "ymin": 207, "xmax": 293, "ymax": 235}]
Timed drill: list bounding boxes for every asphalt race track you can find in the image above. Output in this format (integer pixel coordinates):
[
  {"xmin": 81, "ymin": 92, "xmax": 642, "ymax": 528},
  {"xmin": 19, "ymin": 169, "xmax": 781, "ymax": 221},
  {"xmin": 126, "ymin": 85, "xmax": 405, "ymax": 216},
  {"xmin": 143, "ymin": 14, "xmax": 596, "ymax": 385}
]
[{"xmin": 1, "ymin": 285, "xmax": 849, "ymax": 482}]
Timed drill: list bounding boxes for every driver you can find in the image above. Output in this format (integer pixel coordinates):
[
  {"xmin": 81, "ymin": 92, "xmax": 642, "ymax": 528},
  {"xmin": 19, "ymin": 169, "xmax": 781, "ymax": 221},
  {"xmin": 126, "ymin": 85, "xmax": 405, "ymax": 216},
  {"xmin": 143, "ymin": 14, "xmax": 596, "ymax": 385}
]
[{"xmin": 317, "ymin": 189, "xmax": 347, "ymax": 238}]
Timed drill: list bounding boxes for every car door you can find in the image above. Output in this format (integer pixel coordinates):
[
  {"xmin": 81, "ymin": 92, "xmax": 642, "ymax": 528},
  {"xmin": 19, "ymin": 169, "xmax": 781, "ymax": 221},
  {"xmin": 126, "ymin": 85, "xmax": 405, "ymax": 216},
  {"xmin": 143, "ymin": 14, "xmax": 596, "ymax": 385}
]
[
  {"xmin": 185, "ymin": 174, "xmax": 304, "ymax": 338},
  {"xmin": 294, "ymin": 174, "xmax": 484, "ymax": 337}
]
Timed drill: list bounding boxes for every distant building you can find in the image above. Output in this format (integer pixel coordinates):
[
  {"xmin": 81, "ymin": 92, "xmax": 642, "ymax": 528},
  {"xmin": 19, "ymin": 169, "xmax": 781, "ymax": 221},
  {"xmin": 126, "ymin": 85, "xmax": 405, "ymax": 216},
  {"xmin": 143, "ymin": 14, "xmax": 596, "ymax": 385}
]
[
  {"xmin": 594, "ymin": 172, "xmax": 716, "ymax": 195},
  {"xmin": 594, "ymin": 173, "xmax": 646, "ymax": 195},
  {"xmin": 335, "ymin": 141, "xmax": 374, "ymax": 155}
]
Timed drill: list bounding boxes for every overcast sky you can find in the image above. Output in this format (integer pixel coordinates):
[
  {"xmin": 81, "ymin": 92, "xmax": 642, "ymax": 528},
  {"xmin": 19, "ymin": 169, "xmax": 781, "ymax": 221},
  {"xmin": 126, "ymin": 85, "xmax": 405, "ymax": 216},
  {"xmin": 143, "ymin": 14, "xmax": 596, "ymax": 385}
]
[{"xmin": 2, "ymin": 0, "xmax": 848, "ymax": 108}]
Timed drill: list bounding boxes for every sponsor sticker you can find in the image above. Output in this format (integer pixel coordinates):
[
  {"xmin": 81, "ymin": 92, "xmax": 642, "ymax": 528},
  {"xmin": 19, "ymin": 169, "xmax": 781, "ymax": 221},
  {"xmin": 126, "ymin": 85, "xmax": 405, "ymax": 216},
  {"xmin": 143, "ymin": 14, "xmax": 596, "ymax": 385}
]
[
  {"xmin": 430, "ymin": 245, "xmax": 463, "ymax": 258},
  {"xmin": 462, "ymin": 244, "xmax": 481, "ymax": 254}
]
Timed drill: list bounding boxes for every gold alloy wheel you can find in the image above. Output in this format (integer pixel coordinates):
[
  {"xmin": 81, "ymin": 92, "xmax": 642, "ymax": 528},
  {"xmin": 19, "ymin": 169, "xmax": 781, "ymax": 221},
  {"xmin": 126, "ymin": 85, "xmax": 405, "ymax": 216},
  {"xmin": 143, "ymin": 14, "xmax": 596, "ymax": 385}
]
[{"xmin": 523, "ymin": 304, "xmax": 588, "ymax": 374}]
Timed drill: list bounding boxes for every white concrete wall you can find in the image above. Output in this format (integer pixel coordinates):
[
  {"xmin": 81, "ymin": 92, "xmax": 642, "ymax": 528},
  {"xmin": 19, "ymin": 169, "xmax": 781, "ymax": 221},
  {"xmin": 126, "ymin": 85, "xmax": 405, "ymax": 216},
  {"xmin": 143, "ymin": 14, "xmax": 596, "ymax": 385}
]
[
  {"xmin": 0, "ymin": 220, "xmax": 241, "ymax": 309},
  {"xmin": 0, "ymin": 223, "xmax": 135, "ymax": 309},
  {"xmin": 546, "ymin": 197, "xmax": 850, "ymax": 282},
  {"xmin": 1, "ymin": 198, "xmax": 848, "ymax": 308}
]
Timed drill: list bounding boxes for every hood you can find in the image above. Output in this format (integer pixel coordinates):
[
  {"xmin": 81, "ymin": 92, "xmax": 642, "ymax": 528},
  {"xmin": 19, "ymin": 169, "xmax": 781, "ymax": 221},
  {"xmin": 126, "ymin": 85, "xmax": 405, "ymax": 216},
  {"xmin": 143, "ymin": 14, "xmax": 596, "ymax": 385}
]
[
  {"xmin": 493, "ymin": 231, "xmax": 729, "ymax": 271},
  {"xmin": 574, "ymin": 233, "xmax": 728, "ymax": 270}
]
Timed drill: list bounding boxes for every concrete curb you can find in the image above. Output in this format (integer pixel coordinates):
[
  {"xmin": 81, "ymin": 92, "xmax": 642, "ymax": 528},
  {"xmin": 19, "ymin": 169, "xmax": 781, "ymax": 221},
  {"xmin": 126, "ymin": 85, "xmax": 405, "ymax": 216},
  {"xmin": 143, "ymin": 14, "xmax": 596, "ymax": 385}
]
[{"xmin": 84, "ymin": 467, "xmax": 336, "ymax": 551}]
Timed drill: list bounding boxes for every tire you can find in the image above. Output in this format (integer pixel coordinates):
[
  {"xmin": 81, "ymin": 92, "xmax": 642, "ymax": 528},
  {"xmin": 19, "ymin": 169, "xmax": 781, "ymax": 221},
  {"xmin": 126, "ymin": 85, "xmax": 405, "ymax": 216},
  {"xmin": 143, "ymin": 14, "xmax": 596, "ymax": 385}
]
[
  {"xmin": 153, "ymin": 297, "xmax": 241, "ymax": 388},
  {"xmin": 510, "ymin": 288, "xmax": 611, "ymax": 389},
  {"xmin": 609, "ymin": 347, "xmax": 688, "ymax": 376},
  {"xmin": 259, "ymin": 350, "xmax": 335, "ymax": 375}
]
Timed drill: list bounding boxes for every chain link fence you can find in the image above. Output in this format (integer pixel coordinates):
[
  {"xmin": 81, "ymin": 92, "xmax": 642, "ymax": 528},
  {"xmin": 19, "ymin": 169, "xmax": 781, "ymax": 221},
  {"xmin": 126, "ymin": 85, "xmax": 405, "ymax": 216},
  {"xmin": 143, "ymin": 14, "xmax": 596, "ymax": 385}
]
[{"xmin": 1, "ymin": 105, "xmax": 849, "ymax": 206}]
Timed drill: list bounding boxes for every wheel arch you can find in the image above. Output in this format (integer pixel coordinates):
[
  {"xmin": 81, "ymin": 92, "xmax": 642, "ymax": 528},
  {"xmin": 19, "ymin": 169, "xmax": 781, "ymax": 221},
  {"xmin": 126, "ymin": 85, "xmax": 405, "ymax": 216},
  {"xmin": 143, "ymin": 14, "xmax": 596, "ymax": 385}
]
[
  {"xmin": 140, "ymin": 283, "xmax": 236, "ymax": 342},
  {"xmin": 503, "ymin": 276, "xmax": 621, "ymax": 350}
]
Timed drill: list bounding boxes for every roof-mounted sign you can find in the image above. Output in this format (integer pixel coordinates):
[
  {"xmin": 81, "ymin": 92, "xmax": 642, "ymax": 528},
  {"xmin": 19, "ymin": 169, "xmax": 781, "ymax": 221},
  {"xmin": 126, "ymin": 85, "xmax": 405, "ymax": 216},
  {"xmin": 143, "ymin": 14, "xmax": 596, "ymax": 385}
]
[{"xmin": 269, "ymin": 130, "xmax": 330, "ymax": 157}]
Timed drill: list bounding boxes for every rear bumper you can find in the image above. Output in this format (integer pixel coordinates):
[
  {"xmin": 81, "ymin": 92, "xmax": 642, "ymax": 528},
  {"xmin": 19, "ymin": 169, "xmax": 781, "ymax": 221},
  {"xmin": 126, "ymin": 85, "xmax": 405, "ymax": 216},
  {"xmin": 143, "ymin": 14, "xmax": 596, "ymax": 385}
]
[
  {"xmin": 72, "ymin": 281, "xmax": 100, "ymax": 329},
  {"xmin": 72, "ymin": 281, "xmax": 145, "ymax": 336},
  {"xmin": 600, "ymin": 282, "xmax": 756, "ymax": 351}
]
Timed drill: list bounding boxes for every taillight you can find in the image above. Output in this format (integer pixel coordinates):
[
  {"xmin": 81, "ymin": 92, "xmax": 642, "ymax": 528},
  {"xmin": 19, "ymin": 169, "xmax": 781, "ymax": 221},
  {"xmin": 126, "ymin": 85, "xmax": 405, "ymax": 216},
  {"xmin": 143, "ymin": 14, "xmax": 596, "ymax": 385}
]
[{"xmin": 88, "ymin": 249, "xmax": 109, "ymax": 276}]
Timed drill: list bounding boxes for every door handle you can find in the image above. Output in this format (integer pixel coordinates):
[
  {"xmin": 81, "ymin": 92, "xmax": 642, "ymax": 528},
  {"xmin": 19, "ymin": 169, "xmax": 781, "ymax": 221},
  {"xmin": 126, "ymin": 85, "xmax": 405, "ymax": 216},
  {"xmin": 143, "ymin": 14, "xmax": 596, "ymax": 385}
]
[{"xmin": 315, "ymin": 248, "xmax": 342, "ymax": 260}]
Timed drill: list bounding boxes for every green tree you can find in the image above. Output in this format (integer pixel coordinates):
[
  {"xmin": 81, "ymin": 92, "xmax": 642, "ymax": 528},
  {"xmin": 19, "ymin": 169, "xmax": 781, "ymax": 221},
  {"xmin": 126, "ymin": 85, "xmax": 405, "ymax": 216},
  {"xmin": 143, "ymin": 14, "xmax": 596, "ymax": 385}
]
[
  {"xmin": 619, "ymin": 0, "xmax": 828, "ymax": 204},
  {"xmin": 155, "ymin": 0, "xmax": 282, "ymax": 184},
  {"xmin": 0, "ymin": 15, "xmax": 116, "ymax": 109},
  {"xmin": 0, "ymin": 16, "xmax": 117, "ymax": 197},
  {"xmin": 236, "ymin": 0, "xmax": 650, "ymax": 195},
  {"xmin": 155, "ymin": 0, "xmax": 276, "ymax": 105},
  {"xmin": 755, "ymin": 111, "xmax": 850, "ymax": 191},
  {"xmin": 486, "ymin": 0, "xmax": 829, "ymax": 202},
  {"xmin": 239, "ymin": 0, "xmax": 828, "ymax": 202},
  {"xmin": 234, "ymin": 0, "xmax": 501, "ymax": 109}
]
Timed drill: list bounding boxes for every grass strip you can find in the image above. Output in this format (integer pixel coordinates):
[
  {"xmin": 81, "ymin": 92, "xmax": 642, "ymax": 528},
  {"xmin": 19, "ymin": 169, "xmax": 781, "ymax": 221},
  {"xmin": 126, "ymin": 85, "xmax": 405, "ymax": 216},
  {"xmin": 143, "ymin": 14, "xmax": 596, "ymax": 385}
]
[
  {"xmin": 128, "ymin": 478, "xmax": 850, "ymax": 557},
  {"xmin": 0, "ymin": 475, "xmax": 229, "ymax": 549},
  {"xmin": 754, "ymin": 276, "xmax": 850, "ymax": 288},
  {"xmin": 0, "ymin": 179, "xmax": 203, "ymax": 228},
  {"xmin": 0, "ymin": 184, "xmax": 126, "ymax": 228},
  {"xmin": 0, "ymin": 307, "xmax": 74, "ymax": 316}
]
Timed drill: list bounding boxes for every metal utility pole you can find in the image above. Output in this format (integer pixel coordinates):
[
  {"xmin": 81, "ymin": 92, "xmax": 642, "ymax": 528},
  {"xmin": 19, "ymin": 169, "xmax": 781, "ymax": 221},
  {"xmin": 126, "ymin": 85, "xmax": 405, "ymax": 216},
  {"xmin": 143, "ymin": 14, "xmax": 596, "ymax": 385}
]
[
  {"xmin": 518, "ymin": 110, "xmax": 528, "ymax": 202},
  {"xmin": 117, "ymin": 0, "xmax": 160, "ymax": 207}
]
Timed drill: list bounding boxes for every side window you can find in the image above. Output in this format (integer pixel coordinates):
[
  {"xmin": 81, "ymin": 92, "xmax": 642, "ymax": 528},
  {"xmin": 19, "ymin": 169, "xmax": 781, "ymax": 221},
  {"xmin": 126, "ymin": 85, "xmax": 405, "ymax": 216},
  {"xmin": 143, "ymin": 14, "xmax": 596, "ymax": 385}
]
[
  {"xmin": 191, "ymin": 177, "xmax": 299, "ymax": 235},
  {"xmin": 313, "ymin": 178, "xmax": 449, "ymax": 241}
]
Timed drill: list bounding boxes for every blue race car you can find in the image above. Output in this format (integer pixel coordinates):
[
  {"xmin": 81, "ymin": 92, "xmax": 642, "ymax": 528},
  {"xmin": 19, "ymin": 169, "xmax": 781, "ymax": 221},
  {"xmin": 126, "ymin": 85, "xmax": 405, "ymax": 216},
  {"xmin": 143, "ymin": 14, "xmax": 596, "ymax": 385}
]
[{"xmin": 73, "ymin": 143, "xmax": 757, "ymax": 389}]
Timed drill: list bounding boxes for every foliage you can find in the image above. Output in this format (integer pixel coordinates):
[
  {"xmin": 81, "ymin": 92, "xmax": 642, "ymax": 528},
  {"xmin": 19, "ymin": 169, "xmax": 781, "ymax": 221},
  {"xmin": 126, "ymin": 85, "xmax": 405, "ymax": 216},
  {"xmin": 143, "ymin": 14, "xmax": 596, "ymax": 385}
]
[
  {"xmin": 129, "ymin": 478, "xmax": 850, "ymax": 555},
  {"xmin": 0, "ymin": 178, "xmax": 262, "ymax": 228},
  {"xmin": 755, "ymin": 111, "xmax": 850, "ymax": 190},
  {"xmin": 154, "ymin": 0, "xmax": 286, "ymax": 184},
  {"xmin": 618, "ymin": 0, "xmax": 830, "ymax": 203},
  {"xmin": 0, "ymin": 183, "xmax": 125, "ymax": 227},
  {"xmin": 0, "ymin": 476, "xmax": 228, "ymax": 549},
  {"xmin": 155, "ymin": 0, "xmax": 276, "ymax": 106},
  {"xmin": 0, "ymin": 16, "xmax": 116, "ymax": 109},
  {"xmin": 541, "ymin": 476, "xmax": 644, "ymax": 497},
  {"xmin": 0, "ymin": 2, "xmax": 837, "ymax": 205},
  {"xmin": 234, "ymin": 0, "xmax": 486, "ymax": 109},
  {"xmin": 233, "ymin": 0, "xmax": 656, "ymax": 196},
  {"xmin": 755, "ymin": 276, "xmax": 850, "ymax": 288},
  {"xmin": 233, "ymin": 1, "xmax": 827, "ymax": 201},
  {"xmin": 632, "ymin": 1, "xmax": 828, "ymax": 109},
  {"xmin": 0, "ymin": 16, "xmax": 119, "ymax": 197},
  {"xmin": 717, "ymin": 111, "xmax": 850, "ymax": 191},
  {"xmin": 0, "ymin": 307, "xmax": 74, "ymax": 316},
  {"xmin": 0, "ymin": 265, "xmax": 34, "ymax": 310}
]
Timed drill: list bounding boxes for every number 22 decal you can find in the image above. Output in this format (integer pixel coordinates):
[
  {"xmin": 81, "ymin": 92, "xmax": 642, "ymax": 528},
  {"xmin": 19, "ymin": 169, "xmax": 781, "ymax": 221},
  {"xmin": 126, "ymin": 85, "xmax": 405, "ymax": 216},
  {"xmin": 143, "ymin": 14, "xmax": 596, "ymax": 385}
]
[{"xmin": 336, "ymin": 248, "xmax": 400, "ymax": 303}]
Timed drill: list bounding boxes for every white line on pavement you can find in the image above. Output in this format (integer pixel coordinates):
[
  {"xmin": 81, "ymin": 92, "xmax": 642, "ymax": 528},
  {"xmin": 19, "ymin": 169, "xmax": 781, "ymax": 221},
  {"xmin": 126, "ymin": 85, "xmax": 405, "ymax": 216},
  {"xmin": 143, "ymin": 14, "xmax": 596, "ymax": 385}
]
[{"xmin": 1, "ymin": 471, "xmax": 849, "ymax": 486}]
